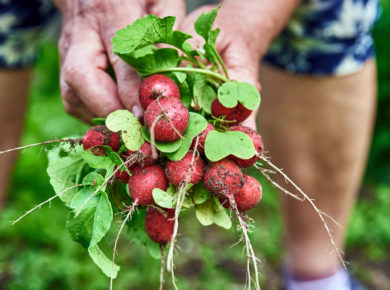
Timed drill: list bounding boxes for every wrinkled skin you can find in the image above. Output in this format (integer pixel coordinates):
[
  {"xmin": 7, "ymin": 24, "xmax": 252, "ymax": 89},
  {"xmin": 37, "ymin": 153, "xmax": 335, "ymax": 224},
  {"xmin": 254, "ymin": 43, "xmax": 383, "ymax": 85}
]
[{"xmin": 55, "ymin": 0, "xmax": 186, "ymax": 123}]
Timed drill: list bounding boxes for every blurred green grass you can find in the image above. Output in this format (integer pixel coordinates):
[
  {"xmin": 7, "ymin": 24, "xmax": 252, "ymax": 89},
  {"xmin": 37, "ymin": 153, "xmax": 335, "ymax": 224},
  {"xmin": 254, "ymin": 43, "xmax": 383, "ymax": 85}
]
[{"xmin": 1, "ymin": 3, "xmax": 390, "ymax": 289}]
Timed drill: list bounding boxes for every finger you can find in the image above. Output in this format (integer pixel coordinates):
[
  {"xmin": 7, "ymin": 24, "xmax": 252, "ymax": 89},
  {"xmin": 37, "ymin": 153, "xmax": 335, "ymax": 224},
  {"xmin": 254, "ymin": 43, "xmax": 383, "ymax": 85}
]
[
  {"xmin": 110, "ymin": 54, "xmax": 144, "ymax": 118},
  {"xmin": 61, "ymin": 27, "xmax": 124, "ymax": 117},
  {"xmin": 145, "ymin": 0, "xmax": 187, "ymax": 27},
  {"xmin": 61, "ymin": 81, "xmax": 96, "ymax": 123},
  {"xmin": 221, "ymin": 45, "xmax": 261, "ymax": 90},
  {"xmin": 99, "ymin": 4, "xmax": 145, "ymax": 118}
]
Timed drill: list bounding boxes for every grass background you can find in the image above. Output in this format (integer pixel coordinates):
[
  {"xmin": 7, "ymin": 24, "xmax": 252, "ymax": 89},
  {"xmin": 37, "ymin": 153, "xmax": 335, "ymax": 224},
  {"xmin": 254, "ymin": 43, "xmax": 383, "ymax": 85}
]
[{"xmin": 1, "ymin": 2, "xmax": 390, "ymax": 289}]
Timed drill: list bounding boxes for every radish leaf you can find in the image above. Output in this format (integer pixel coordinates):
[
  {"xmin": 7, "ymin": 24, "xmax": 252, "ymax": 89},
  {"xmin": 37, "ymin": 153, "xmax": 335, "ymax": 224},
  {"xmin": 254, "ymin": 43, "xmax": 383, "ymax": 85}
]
[
  {"xmin": 204, "ymin": 130, "xmax": 255, "ymax": 162},
  {"xmin": 217, "ymin": 81, "xmax": 261, "ymax": 110}
]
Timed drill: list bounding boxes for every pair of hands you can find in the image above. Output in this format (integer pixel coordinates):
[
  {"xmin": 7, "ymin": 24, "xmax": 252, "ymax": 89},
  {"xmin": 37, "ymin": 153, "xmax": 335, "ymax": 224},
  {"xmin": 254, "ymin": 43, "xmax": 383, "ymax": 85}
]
[{"xmin": 56, "ymin": 0, "xmax": 266, "ymax": 128}]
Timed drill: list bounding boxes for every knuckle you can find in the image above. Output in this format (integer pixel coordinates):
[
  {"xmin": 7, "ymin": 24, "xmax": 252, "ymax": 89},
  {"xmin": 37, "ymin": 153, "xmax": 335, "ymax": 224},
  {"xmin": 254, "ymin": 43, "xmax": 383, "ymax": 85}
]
[{"xmin": 63, "ymin": 103, "xmax": 76, "ymax": 116}]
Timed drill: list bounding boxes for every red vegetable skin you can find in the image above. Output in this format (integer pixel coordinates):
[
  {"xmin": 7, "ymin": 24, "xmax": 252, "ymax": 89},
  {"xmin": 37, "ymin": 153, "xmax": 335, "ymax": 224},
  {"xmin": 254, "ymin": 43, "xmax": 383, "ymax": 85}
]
[
  {"xmin": 144, "ymin": 97, "xmax": 189, "ymax": 142},
  {"xmin": 211, "ymin": 98, "xmax": 252, "ymax": 124},
  {"xmin": 126, "ymin": 141, "xmax": 157, "ymax": 168},
  {"xmin": 190, "ymin": 122, "xmax": 215, "ymax": 154},
  {"xmin": 82, "ymin": 125, "xmax": 120, "ymax": 151},
  {"xmin": 115, "ymin": 166, "xmax": 130, "ymax": 183},
  {"xmin": 228, "ymin": 125, "xmax": 264, "ymax": 168},
  {"xmin": 139, "ymin": 74, "xmax": 180, "ymax": 110},
  {"xmin": 203, "ymin": 159, "xmax": 244, "ymax": 198},
  {"xmin": 128, "ymin": 164, "xmax": 168, "ymax": 206},
  {"xmin": 165, "ymin": 151, "xmax": 204, "ymax": 187},
  {"xmin": 145, "ymin": 206, "xmax": 175, "ymax": 244},
  {"xmin": 219, "ymin": 174, "xmax": 262, "ymax": 212}
]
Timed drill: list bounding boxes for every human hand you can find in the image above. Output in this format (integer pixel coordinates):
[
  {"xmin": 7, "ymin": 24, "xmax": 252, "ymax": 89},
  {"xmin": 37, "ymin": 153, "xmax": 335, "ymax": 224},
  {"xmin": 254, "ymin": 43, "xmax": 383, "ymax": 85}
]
[
  {"xmin": 55, "ymin": 0, "xmax": 186, "ymax": 123},
  {"xmin": 181, "ymin": 1, "xmax": 299, "ymax": 130}
]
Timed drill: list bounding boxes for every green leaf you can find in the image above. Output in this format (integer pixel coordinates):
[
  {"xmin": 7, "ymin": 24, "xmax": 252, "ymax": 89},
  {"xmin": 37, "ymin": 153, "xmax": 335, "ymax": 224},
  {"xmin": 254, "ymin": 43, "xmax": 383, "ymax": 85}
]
[
  {"xmin": 147, "ymin": 240, "xmax": 163, "ymax": 259},
  {"xmin": 81, "ymin": 151, "xmax": 114, "ymax": 170},
  {"xmin": 195, "ymin": 197, "xmax": 231, "ymax": 229},
  {"xmin": 166, "ymin": 112, "xmax": 208, "ymax": 161},
  {"xmin": 152, "ymin": 187, "xmax": 176, "ymax": 209},
  {"xmin": 113, "ymin": 15, "xmax": 191, "ymax": 55},
  {"xmin": 204, "ymin": 130, "xmax": 255, "ymax": 162},
  {"xmin": 192, "ymin": 183, "xmax": 211, "ymax": 205},
  {"xmin": 47, "ymin": 146, "xmax": 86, "ymax": 207},
  {"xmin": 104, "ymin": 146, "xmax": 131, "ymax": 175},
  {"xmin": 194, "ymin": 5, "xmax": 221, "ymax": 41},
  {"xmin": 82, "ymin": 172, "xmax": 105, "ymax": 187},
  {"xmin": 141, "ymin": 126, "xmax": 182, "ymax": 153},
  {"xmin": 126, "ymin": 209, "xmax": 161, "ymax": 259},
  {"xmin": 188, "ymin": 73, "xmax": 216, "ymax": 114},
  {"xmin": 217, "ymin": 81, "xmax": 261, "ymax": 110},
  {"xmin": 92, "ymin": 118, "xmax": 106, "ymax": 126},
  {"xmin": 194, "ymin": 5, "xmax": 223, "ymax": 68},
  {"xmin": 67, "ymin": 188, "xmax": 113, "ymax": 248},
  {"xmin": 106, "ymin": 110, "xmax": 144, "ymax": 151},
  {"xmin": 88, "ymin": 244, "xmax": 120, "ymax": 279},
  {"xmin": 195, "ymin": 198, "xmax": 214, "ymax": 226},
  {"xmin": 212, "ymin": 197, "xmax": 232, "ymax": 229},
  {"xmin": 118, "ymin": 47, "xmax": 180, "ymax": 76}
]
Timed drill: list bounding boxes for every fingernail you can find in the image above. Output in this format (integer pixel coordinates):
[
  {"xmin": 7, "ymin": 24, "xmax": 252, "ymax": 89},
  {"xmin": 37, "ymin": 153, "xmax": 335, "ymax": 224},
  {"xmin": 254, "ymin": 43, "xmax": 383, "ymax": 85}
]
[{"xmin": 131, "ymin": 105, "xmax": 144, "ymax": 119}]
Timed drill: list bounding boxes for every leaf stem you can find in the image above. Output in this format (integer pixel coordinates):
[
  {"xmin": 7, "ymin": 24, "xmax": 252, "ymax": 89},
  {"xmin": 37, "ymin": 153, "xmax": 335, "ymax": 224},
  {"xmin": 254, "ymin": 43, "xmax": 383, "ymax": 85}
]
[
  {"xmin": 143, "ymin": 67, "xmax": 228, "ymax": 83},
  {"xmin": 215, "ymin": 52, "xmax": 229, "ymax": 80}
]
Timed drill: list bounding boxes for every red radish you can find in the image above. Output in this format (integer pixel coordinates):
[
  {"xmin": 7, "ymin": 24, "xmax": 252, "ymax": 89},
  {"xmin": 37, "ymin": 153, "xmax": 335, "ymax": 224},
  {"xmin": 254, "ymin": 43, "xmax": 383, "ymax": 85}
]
[
  {"xmin": 144, "ymin": 97, "xmax": 189, "ymax": 142},
  {"xmin": 125, "ymin": 141, "xmax": 157, "ymax": 167},
  {"xmin": 115, "ymin": 166, "xmax": 130, "ymax": 183},
  {"xmin": 228, "ymin": 125, "xmax": 264, "ymax": 168},
  {"xmin": 139, "ymin": 74, "xmax": 180, "ymax": 109},
  {"xmin": 145, "ymin": 206, "xmax": 175, "ymax": 244},
  {"xmin": 235, "ymin": 175, "xmax": 262, "ymax": 211},
  {"xmin": 219, "ymin": 174, "xmax": 262, "ymax": 211},
  {"xmin": 165, "ymin": 151, "xmax": 204, "ymax": 187},
  {"xmin": 191, "ymin": 122, "xmax": 215, "ymax": 154},
  {"xmin": 203, "ymin": 159, "xmax": 244, "ymax": 198},
  {"xmin": 211, "ymin": 98, "xmax": 252, "ymax": 124},
  {"xmin": 82, "ymin": 125, "xmax": 120, "ymax": 151},
  {"xmin": 128, "ymin": 164, "xmax": 168, "ymax": 206}
]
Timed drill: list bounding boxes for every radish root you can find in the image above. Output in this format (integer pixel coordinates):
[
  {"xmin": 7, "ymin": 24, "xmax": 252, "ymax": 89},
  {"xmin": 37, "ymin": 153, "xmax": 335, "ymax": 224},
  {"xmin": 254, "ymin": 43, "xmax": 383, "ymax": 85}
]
[
  {"xmin": 0, "ymin": 138, "xmax": 82, "ymax": 156},
  {"xmin": 256, "ymin": 154, "xmax": 346, "ymax": 269},
  {"xmin": 167, "ymin": 136, "xmax": 200, "ymax": 289},
  {"xmin": 11, "ymin": 183, "xmax": 83, "ymax": 225},
  {"xmin": 110, "ymin": 201, "xmax": 138, "ymax": 290}
]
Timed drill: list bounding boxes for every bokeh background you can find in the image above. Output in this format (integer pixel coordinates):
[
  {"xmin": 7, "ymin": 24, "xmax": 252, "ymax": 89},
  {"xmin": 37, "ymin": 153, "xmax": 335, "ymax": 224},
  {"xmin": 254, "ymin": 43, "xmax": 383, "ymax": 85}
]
[{"xmin": 0, "ymin": 1, "xmax": 389, "ymax": 290}]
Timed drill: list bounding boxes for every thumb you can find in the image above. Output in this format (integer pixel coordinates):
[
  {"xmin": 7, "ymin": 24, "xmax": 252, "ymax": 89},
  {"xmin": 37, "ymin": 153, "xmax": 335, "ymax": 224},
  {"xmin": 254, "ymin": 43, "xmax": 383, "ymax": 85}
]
[{"xmin": 222, "ymin": 46, "xmax": 261, "ymax": 91}]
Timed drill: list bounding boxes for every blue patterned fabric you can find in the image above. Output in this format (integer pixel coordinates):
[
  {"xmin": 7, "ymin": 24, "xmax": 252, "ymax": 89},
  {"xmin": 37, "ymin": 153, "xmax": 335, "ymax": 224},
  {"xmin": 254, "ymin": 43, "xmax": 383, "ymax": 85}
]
[
  {"xmin": 264, "ymin": 0, "xmax": 380, "ymax": 75},
  {"xmin": 0, "ymin": 0, "xmax": 56, "ymax": 68}
]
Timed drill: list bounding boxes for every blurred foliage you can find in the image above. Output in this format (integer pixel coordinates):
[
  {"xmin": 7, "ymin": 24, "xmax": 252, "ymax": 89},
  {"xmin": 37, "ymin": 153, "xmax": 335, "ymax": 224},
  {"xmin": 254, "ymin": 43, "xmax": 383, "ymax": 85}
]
[
  {"xmin": 0, "ymin": 2, "xmax": 390, "ymax": 289},
  {"xmin": 365, "ymin": 1, "xmax": 390, "ymax": 183}
]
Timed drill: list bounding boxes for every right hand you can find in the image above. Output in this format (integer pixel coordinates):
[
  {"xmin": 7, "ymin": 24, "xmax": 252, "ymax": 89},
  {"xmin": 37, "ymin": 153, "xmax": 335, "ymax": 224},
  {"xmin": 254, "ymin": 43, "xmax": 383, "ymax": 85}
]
[{"xmin": 55, "ymin": 0, "xmax": 186, "ymax": 123}]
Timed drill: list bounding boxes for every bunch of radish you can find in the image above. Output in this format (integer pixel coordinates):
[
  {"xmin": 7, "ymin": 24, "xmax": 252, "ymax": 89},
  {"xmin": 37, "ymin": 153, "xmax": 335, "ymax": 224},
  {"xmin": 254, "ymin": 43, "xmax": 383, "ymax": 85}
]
[
  {"xmin": 3, "ymin": 6, "xmax": 343, "ymax": 290},
  {"xmin": 78, "ymin": 73, "xmax": 264, "ymax": 248}
]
